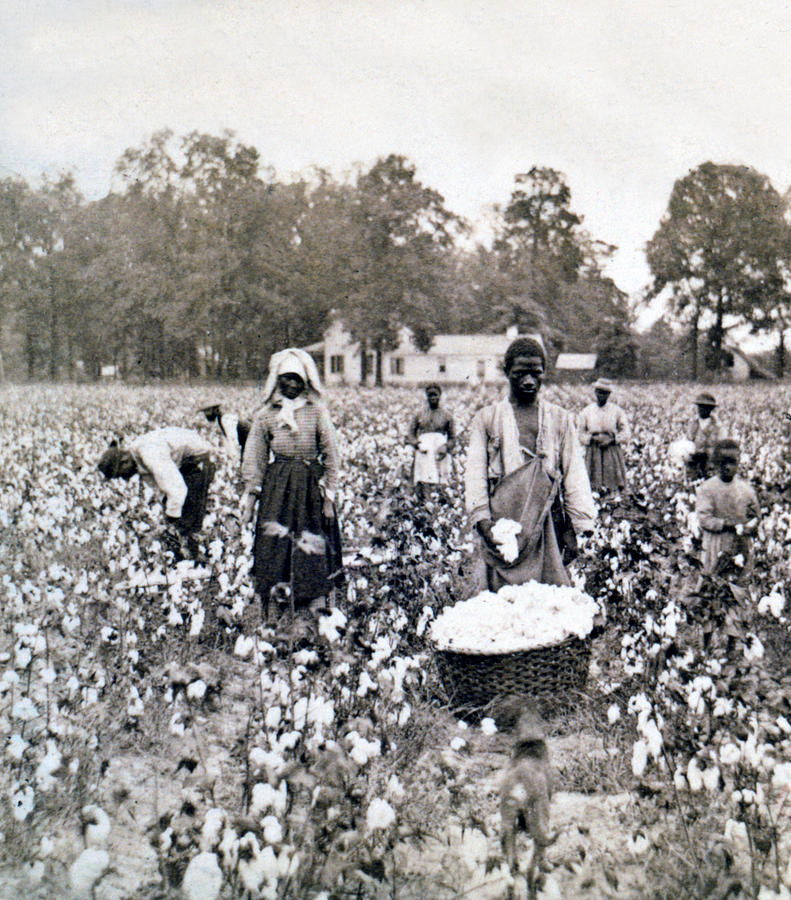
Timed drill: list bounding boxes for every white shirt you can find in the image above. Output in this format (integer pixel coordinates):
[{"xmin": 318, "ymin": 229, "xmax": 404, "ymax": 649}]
[{"xmin": 129, "ymin": 427, "xmax": 213, "ymax": 518}]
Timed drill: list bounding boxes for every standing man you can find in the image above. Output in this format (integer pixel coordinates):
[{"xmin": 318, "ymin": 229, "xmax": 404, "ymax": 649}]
[
  {"xmin": 688, "ymin": 393, "xmax": 724, "ymax": 480},
  {"xmin": 406, "ymin": 383, "xmax": 456, "ymax": 500},
  {"xmin": 465, "ymin": 337, "xmax": 595, "ymax": 590},
  {"xmin": 97, "ymin": 427, "xmax": 216, "ymax": 559}
]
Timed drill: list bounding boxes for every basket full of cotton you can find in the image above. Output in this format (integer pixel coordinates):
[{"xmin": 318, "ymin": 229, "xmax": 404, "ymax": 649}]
[{"xmin": 430, "ymin": 581, "xmax": 598, "ymax": 711}]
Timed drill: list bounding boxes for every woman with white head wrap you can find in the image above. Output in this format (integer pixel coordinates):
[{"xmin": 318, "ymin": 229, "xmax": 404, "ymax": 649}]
[{"xmin": 241, "ymin": 348, "xmax": 343, "ymax": 615}]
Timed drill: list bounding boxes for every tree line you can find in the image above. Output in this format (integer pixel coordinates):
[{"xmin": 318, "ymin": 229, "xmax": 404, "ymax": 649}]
[{"xmin": 1, "ymin": 130, "xmax": 790, "ymax": 381}]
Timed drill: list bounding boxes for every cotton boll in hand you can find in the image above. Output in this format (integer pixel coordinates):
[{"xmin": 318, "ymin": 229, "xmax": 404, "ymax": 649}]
[{"xmin": 491, "ymin": 518, "xmax": 522, "ymax": 563}]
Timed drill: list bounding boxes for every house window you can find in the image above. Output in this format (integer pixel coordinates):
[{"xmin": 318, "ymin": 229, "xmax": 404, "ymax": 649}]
[
  {"xmin": 476, "ymin": 359, "xmax": 486, "ymax": 378},
  {"xmin": 438, "ymin": 357, "xmax": 447, "ymax": 374},
  {"xmin": 390, "ymin": 357, "xmax": 404, "ymax": 375},
  {"xmin": 330, "ymin": 355, "xmax": 344, "ymax": 374}
]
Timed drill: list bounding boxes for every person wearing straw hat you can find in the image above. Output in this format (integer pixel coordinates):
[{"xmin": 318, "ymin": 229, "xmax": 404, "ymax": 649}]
[
  {"xmin": 200, "ymin": 403, "xmax": 250, "ymax": 463},
  {"xmin": 578, "ymin": 377, "xmax": 630, "ymax": 494},
  {"xmin": 688, "ymin": 392, "xmax": 724, "ymax": 480},
  {"xmin": 240, "ymin": 348, "xmax": 343, "ymax": 617},
  {"xmin": 465, "ymin": 336, "xmax": 595, "ymax": 591},
  {"xmin": 97, "ymin": 427, "xmax": 216, "ymax": 559}
]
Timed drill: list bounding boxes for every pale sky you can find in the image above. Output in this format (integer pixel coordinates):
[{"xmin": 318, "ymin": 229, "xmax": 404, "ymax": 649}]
[{"xmin": 4, "ymin": 0, "xmax": 791, "ymax": 299}]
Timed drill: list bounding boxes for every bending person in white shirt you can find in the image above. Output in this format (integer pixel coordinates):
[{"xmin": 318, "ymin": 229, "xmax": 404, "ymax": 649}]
[{"xmin": 97, "ymin": 426, "xmax": 216, "ymax": 558}]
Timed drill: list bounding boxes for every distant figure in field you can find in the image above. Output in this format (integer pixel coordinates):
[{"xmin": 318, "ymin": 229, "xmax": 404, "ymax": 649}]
[
  {"xmin": 200, "ymin": 404, "xmax": 250, "ymax": 462},
  {"xmin": 688, "ymin": 392, "xmax": 725, "ymax": 480},
  {"xmin": 695, "ymin": 438, "xmax": 760, "ymax": 581},
  {"xmin": 578, "ymin": 378, "xmax": 630, "ymax": 494},
  {"xmin": 406, "ymin": 383, "xmax": 456, "ymax": 500},
  {"xmin": 465, "ymin": 336, "xmax": 595, "ymax": 591},
  {"xmin": 97, "ymin": 427, "xmax": 216, "ymax": 558}
]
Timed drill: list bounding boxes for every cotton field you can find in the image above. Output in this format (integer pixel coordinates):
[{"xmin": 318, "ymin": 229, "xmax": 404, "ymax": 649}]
[{"xmin": 2, "ymin": 381, "xmax": 791, "ymax": 899}]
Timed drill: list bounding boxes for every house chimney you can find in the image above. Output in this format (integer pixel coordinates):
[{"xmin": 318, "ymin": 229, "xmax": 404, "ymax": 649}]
[{"xmin": 506, "ymin": 325, "xmax": 518, "ymax": 338}]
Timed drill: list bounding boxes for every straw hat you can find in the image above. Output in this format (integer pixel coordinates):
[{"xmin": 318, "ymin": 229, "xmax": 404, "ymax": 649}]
[
  {"xmin": 592, "ymin": 377, "xmax": 615, "ymax": 393},
  {"xmin": 694, "ymin": 392, "xmax": 717, "ymax": 408}
]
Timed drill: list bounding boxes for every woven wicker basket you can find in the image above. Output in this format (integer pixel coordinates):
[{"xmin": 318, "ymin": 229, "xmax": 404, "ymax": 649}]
[{"xmin": 433, "ymin": 634, "xmax": 591, "ymax": 712}]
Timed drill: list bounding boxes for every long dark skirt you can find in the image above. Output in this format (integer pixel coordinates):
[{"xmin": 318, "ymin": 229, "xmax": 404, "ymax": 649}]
[
  {"xmin": 253, "ymin": 457, "xmax": 344, "ymax": 605},
  {"xmin": 585, "ymin": 444, "xmax": 627, "ymax": 493},
  {"xmin": 175, "ymin": 457, "xmax": 215, "ymax": 534}
]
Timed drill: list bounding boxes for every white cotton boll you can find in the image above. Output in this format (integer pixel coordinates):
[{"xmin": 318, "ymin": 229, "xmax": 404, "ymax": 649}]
[
  {"xmin": 83, "ymin": 805, "xmax": 111, "ymax": 847},
  {"xmin": 69, "ymin": 848, "xmax": 110, "ymax": 898},
  {"xmin": 631, "ymin": 740, "xmax": 648, "ymax": 778},
  {"xmin": 387, "ymin": 774, "xmax": 405, "ymax": 798},
  {"xmin": 673, "ymin": 769, "xmax": 687, "ymax": 791},
  {"xmin": 7, "ymin": 734, "xmax": 29, "ymax": 760},
  {"xmin": 642, "ymin": 720, "xmax": 663, "ymax": 759},
  {"xmin": 450, "ymin": 737, "xmax": 467, "ymax": 751},
  {"xmin": 397, "ymin": 703, "xmax": 411, "ymax": 727},
  {"xmin": 720, "ymin": 743, "xmax": 741, "ymax": 766},
  {"xmin": 772, "ymin": 762, "xmax": 791, "ymax": 794},
  {"xmin": 724, "ymin": 818, "xmax": 749, "ymax": 847},
  {"xmin": 356, "ymin": 671, "xmax": 378, "ymax": 697},
  {"xmin": 607, "ymin": 704, "xmax": 620, "ymax": 725},
  {"xmin": 187, "ymin": 680, "xmax": 207, "ymax": 701},
  {"xmin": 261, "ymin": 815, "xmax": 282, "ymax": 844},
  {"xmin": 234, "ymin": 636, "xmax": 254, "ymax": 658},
  {"xmin": 366, "ymin": 798, "xmax": 396, "ymax": 831},
  {"xmin": 189, "ymin": 608, "xmax": 205, "ymax": 637},
  {"xmin": 265, "ymin": 706, "xmax": 281, "ymax": 730},
  {"xmin": 702, "ymin": 765, "xmax": 720, "ymax": 791},
  {"xmin": 627, "ymin": 831, "xmax": 650, "ymax": 855},
  {"xmin": 182, "ymin": 851, "xmax": 223, "ymax": 900},
  {"xmin": 687, "ymin": 758, "xmax": 704, "ymax": 792},
  {"xmin": 200, "ymin": 810, "xmax": 225, "ymax": 851},
  {"xmin": 11, "ymin": 784, "xmax": 35, "ymax": 821},
  {"xmin": 744, "ymin": 635, "xmax": 764, "ymax": 661},
  {"xmin": 480, "ymin": 718, "xmax": 497, "ymax": 736},
  {"xmin": 491, "ymin": 518, "xmax": 522, "ymax": 563}
]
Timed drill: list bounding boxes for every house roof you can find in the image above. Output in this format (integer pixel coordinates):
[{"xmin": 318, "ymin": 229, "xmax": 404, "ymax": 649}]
[
  {"xmin": 724, "ymin": 344, "xmax": 776, "ymax": 380},
  {"xmin": 555, "ymin": 353, "xmax": 597, "ymax": 370},
  {"xmin": 421, "ymin": 334, "xmax": 517, "ymax": 356}
]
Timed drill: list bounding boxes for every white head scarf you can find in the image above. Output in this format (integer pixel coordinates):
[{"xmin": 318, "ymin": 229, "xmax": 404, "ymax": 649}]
[{"xmin": 262, "ymin": 348, "xmax": 325, "ymax": 431}]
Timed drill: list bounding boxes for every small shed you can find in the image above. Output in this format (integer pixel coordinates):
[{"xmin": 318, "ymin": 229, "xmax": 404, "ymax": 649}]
[
  {"xmin": 554, "ymin": 353, "xmax": 597, "ymax": 381},
  {"xmin": 100, "ymin": 364, "xmax": 118, "ymax": 380},
  {"xmin": 723, "ymin": 345, "xmax": 776, "ymax": 382}
]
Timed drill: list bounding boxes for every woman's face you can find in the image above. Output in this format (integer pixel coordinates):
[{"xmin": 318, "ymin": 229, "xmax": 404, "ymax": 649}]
[
  {"xmin": 278, "ymin": 373, "xmax": 305, "ymax": 399},
  {"xmin": 507, "ymin": 355, "xmax": 544, "ymax": 403},
  {"xmin": 595, "ymin": 389, "xmax": 610, "ymax": 407}
]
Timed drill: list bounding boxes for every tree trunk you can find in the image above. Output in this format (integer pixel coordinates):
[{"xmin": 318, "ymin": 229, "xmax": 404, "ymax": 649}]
[
  {"xmin": 690, "ymin": 313, "xmax": 699, "ymax": 380},
  {"xmin": 48, "ymin": 290, "xmax": 59, "ymax": 380},
  {"xmin": 778, "ymin": 329, "xmax": 786, "ymax": 377},
  {"xmin": 360, "ymin": 338, "xmax": 369, "ymax": 384},
  {"xmin": 375, "ymin": 345, "xmax": 383, "ymax": 387}
]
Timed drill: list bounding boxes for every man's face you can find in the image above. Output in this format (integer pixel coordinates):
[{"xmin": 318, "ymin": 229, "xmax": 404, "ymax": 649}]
[
  {"xmin": 426, "ymin": 388, "xmax": 441, "ymax": 409},
  {"xmin": 697, "ymin": 403, "xmax": 714, "ymax": 420},
  {"xmin": 278, "ymin": 373, "xmax": 305, "ymax": 399},
  {"xmin": 595, "ymin": 389, "xmax": 610, "ymax": 407},
  {"xmin": 507, "ymin": 355, "xmax": 544, "ymax": 403},
  {"xmin": 717, "ymin": 450, "xmax": 739, "ymax": 483}
]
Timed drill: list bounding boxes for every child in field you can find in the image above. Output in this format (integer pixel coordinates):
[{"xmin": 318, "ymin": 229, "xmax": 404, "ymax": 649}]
[
  {"xmin": 688, "ymin": 393, "xmax": 725, "ymax": 480},
  {"xmin": 695, "ymin": 438, "xmax": 760, "ymax": 581},
  {"xmin": 98, "ymin": 427, "xmax": 216, "ymax": 559}
]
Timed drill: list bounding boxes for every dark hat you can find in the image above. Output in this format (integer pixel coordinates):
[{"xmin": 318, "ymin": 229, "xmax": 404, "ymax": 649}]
[
  {"xmin": 200, "ymin": 404, "xmax": 222, "ymax": 421},
  {"xmin": 97, "ymin": 446, "xmax": 124, "ymax": 478},
  {"xmin": 694, "ymin": 392, "xmax": 717, "ymax": 408}
]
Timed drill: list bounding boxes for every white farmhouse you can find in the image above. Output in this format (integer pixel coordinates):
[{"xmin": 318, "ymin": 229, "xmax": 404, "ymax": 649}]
[{"xmin": 305, "ymin": 321, "xmax": 529, "ymax": 386}]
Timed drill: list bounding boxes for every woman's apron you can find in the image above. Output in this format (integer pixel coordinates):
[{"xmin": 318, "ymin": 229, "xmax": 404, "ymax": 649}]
[{"xmin": 478, "ymin": 449, "xmax": 570, "ymax": 591}]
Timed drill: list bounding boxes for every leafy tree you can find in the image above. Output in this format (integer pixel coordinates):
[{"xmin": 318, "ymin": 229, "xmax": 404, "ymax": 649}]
[
  {"xmin": 646, "ymin": 162, "xmax": 789, "ymax": 378},
  {"xmin": 341, "ymin": 154, "xmax": 466, "ymax": 385}
]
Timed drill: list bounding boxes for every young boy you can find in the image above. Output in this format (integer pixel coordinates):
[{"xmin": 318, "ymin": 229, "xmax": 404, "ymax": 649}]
[{"xmin": 695, "ymin": 438, "xmax": 760, "ymax": 580}]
